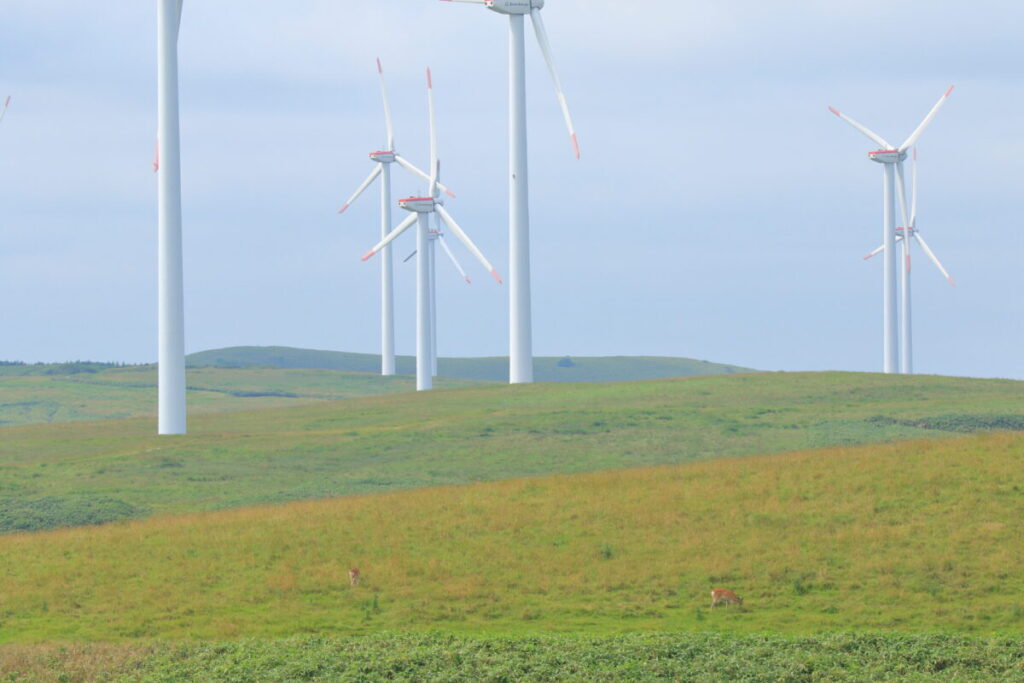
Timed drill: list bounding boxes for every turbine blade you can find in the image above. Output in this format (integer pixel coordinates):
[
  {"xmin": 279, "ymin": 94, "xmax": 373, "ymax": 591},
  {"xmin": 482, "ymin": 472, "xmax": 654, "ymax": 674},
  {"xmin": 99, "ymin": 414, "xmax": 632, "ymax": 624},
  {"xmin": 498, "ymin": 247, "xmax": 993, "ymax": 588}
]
[
  {"xmin": 427, "ymin": 68, "xmax": 438, "ymax": 181},
  {"xmin": 176, "ymin": 0, "xmax": 184, "ymax": 39},
  {"xmin": 913, "ymin": 232, "xmax": 954, "ymax": 286},
  {"xmin": 438, "ymin": 233, "xmax": 471, "ymax": 284},
  {"xmin": 394, "ymin": 154, "xmax": 456, "ymax": 199},
  {"xmin": 338, "ymin": 165, "xmax": 383, "ymax": 214},
  {"xmin": 436, "ymin": 205, "xmax": 502, "ymax": 284},
  {"xmin": 377, "ymin": 58, "xmax": 395, "ymax": 150},
  {"xmin": 362, "ymin": 212, "xmax": 419, "ymax": 261},
  {"xmin": 827, "ymin": 106, "xmax": 894, "ymax": 150},
  {"xmin": 900, "ymin": 86, "xmax": 954, "ymax": 152},
  {"xmin": 404, "ymin": 250, "xmax": 417, "ymax": 263},
  {"xmin": 530, "ymin": 9, "xmax": 580, "ymax": 159},
  {"xmin": 439, "ymin": 0, "xmax": 488, "ymax": 4},
  {"xmin": 153, "ymin": 139, "xmax": 160, "ymax": 172},
  {"xmin": 864, "ymin": 236, "xmax": 904, "ymax": 260},
  {"xmin": 0, "ymin": 96, "xmax": 10, "ymax": 124}
]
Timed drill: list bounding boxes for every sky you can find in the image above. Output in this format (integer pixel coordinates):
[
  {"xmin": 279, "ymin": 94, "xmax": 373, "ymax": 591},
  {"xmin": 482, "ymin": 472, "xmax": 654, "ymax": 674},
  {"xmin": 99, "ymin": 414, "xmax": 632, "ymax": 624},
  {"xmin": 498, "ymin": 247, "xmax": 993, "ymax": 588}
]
[{"xmin": 1, "ymin": 0, "xmax": 1022, "ymax": 379}]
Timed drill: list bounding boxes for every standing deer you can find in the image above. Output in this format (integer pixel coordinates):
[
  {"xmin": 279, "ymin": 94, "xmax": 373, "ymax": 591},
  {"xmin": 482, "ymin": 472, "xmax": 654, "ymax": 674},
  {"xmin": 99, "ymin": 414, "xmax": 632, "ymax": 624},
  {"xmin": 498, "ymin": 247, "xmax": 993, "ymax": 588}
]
[
  {"xmin": 711, "ymin": 588, "xmax": 743, "ymax": 608},
  {"xmin": 349, "ymin": 568, "xmax": 361, "ymax": 587}
]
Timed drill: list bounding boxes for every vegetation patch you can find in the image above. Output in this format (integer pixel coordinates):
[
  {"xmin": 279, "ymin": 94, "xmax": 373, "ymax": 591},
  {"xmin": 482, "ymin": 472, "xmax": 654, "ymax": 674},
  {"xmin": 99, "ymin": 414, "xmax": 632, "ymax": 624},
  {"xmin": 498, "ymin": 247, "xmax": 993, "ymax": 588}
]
[
  {"xmin": 869, "ymin": 413, "xmax": 1024, "ymax": 433},
  {"xmin": 0, "ymin": 497, "xmax": 148, "ymax": 534}
]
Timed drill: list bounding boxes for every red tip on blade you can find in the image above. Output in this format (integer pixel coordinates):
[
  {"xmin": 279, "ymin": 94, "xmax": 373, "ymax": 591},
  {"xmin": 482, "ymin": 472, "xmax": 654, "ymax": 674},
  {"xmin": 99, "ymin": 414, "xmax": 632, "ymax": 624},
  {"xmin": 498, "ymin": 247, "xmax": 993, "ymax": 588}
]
[
  {"xmin": 338, "ymin": 203, "xmax": 350, "ymax": 215},
  {"xmin": 490, "ymin": 269, "xmax": 503, "ymax": 285},
  {"xmin": 863, "ymin": 253, "xmax": 874, "ymax": 261},
  {"xmin": 3, "ymin": 96, "xmax": 9, "ymax": 107},
  {"xmin": 571, "ymin": 134, "xmax": 580, "ymax": 160},
  {"xmin": 361, "ymin": 250, "xmax": 376, "ymax": 262},
  {"xmin": 948, "ymin": 277, "xmax": 956, "ymax": 287},
  {"xmin": 427, "ymin": 68, "xmax": 433, "ymax": 89},
  {"xmin": 445, "ymin": 188, "xmax": 456, "ymax": 199},
  {"xmin": 377, "ymin": 58, "xmax": 383, "ymax": 74},
  {"xmin": 464, "ymin": 277, "xmax": 472, "ymax": 285},
  {"xmin": 945, "ymin": 85, "xmax": 955, "ymax": 98},
  {"xmin": 828, "ymin": 106, "xmax": 840, "ymax": 116},
  {"xmin": 906, "ymin": 254, "xmax": 912, "ymax": 273},
  {"xmin": 152, "ymin": 141, "xmax": 160, "ymax": 172}
]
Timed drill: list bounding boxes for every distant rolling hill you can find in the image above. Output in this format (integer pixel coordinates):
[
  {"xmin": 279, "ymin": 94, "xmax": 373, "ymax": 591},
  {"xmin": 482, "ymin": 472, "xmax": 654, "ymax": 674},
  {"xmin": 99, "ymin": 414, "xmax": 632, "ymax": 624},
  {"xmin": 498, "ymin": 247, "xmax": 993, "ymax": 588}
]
[{"xmin": 186, "ymin": 346, "xmax": 756, "ymax": 382}]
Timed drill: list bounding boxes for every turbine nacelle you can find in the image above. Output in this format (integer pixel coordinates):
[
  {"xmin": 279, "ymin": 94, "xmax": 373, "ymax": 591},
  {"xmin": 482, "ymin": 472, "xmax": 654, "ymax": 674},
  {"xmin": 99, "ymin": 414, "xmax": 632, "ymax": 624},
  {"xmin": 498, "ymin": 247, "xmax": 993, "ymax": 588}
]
[
  {"xmin": 868, "ymin": 150, "xmax": 906, "ymax": 164},
  {"xmin": 485, "ymin": 0, "xmax": 544, "ymax": 15},
  {"xmin": 369, "ymin": 151, "xmax": 396, "ymax": 163},
  {"xmin": 399, "ymin": 196, "xmax": 438, "ymax": 214}
]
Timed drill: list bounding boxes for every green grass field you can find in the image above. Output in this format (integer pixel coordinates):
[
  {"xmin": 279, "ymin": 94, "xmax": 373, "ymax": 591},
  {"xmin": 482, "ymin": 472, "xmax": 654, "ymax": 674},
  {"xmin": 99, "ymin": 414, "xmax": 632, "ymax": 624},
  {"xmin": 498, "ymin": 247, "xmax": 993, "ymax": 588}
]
[
  {"xmin": 1, "ymin": 372, "xmax": 1022, "ymax": 534},
  {"xmin": 2, "ymin": 432, "xmax": 1023, "ymax": 645},
  {"xmin": 0, "ymin": 364, "xmax": 482, "ymax": 428}
]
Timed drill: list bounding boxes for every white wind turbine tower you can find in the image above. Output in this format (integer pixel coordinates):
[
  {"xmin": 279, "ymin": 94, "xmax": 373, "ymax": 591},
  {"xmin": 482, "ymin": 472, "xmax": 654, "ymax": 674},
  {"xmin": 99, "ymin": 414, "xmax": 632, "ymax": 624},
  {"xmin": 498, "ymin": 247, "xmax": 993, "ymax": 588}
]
[
  {"xmin": 338, "ymin": 59, "xmax": 455, "ymax": 377},
  {"xmin": 402, "ymin": 212, "xmax": 476, "ymax": 377},
  {"xmin": 361, "ymin": 69, "xmax": 502, "ymax": 391},
  {"xmin": 863, "ymin": 148, "xmax": 955, "ymax": 375},
  {"xmin": 828, "ymin": 85, "xmax": 953, "ymax": 374},
  {"xmin": 156, "ymin": 0, "xmax": 186, "ymax": 435},
  {"xmin": 441, "ymin": 0, "xmax": 580, "ymax": 384}
]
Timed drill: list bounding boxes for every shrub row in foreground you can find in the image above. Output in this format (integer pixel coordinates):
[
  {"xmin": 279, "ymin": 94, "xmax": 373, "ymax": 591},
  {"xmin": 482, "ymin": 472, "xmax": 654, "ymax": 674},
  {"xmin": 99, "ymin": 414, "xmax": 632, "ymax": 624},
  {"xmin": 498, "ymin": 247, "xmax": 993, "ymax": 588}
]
[{"xmin": 3, "ymin": 633, "xmax": 1023, "ymax": 682}]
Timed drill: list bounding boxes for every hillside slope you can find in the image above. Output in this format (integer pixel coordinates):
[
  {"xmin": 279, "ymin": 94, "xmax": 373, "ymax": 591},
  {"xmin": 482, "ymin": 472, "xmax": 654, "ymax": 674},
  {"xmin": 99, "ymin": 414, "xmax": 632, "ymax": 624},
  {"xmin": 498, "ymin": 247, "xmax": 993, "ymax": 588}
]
[
  {"xmin": 186, "ymin": 346, "xmax": 756, "ymax": 381},
  {"xmin": 1, "ymin": 372, "xmax": 1021, "ymax": 534},
  {"xmin": 2, "ymin": 432, "xmax": 1022, "ymax": 643}
]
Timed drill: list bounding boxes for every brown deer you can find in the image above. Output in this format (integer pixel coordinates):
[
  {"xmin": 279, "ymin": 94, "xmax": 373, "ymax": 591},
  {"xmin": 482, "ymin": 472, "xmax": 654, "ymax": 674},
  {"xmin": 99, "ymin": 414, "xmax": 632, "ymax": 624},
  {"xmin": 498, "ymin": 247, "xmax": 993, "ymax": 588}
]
[
  {"xmin": 349, "ymin": 568, "xmax": 361, "ymax": 587},
  {"xmin": 710, "ymin": 588, "xmax": 743, "ymax": 608}
]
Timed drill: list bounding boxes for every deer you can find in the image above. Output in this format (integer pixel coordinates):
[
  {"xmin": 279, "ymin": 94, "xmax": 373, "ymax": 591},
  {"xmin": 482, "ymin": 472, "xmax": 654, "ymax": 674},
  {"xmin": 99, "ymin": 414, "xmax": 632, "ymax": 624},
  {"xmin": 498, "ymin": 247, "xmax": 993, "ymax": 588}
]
[
  {"xmin": 710, "ymin": 588, "xmax": 743, "ymax": 608},
  {"xmin": 349, "ymin": 568, "xmax": 361, "ymax": 588}
]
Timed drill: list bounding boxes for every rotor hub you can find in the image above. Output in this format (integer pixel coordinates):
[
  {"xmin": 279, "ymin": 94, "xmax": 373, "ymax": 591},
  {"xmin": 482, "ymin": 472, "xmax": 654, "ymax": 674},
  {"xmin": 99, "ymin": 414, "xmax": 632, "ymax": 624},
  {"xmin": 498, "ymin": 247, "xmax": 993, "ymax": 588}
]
[{"xmin": 370, "ymin": 151, "xmax": 396, "ymax": 163}]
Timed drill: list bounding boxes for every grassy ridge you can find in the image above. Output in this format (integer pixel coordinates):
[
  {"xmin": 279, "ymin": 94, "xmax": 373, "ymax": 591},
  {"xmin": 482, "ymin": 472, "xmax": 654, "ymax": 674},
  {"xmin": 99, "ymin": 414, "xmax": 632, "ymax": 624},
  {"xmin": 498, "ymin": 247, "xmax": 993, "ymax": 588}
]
[
  {"xmin": 1, "ymin": 372, "xmax": 1022, "ymax": 533},
  {"xmin": 186, "ymin": 345, "xmax": 756, "ymax": 382},
  {"xmin": 0, "ymin": 365, "xmax": 481, "ymax": 427},
  {"xmin": 2, "ymin": 432, "xmax": 1023, "ymax": 642},
  {"xmin": 4, "ymin": 634, "xmax": 1024, "ymax": 682}
]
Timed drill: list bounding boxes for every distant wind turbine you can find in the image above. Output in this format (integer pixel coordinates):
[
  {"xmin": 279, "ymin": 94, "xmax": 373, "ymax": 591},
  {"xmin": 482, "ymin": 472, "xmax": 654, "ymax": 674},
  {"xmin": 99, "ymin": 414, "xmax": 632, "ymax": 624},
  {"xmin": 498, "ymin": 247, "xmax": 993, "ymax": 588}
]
[
  {"xmin": 360, "ymin": 69, "xmax": 502, "ymax": 391},
  {"xmin": 863, "ymin": 148, "xmax": 955, "ymax": 375},
  {"xmin": 338, "ymin": 59, "xmax": 454, "ymax": 377},
  {"xmin": 441, "ymin": 0, "xmax": 580, "ymax": 385},
  {"xmin": 828, "ymin": 85, "xmax": 954, "ymax": 374}
]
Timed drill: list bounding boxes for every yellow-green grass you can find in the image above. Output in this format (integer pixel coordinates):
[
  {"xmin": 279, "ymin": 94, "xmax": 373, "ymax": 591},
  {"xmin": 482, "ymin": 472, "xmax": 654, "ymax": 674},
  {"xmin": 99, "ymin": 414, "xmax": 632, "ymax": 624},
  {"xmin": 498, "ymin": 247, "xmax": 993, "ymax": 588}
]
[
  {"xmin": 2, "ymin": 432, "xmax": 1023, "ymax": 643},
  {"xmin": 1, "ymin": 372, "xmax": 1022, "ymax": 534},
  {"xmin": 0, "ymin": 365, "xmax": 483, "ymax": 427}
]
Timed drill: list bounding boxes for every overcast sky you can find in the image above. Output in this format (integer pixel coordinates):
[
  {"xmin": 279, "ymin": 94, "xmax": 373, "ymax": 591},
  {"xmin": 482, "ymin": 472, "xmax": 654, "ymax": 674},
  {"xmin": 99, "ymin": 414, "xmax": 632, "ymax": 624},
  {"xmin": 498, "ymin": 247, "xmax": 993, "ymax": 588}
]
[{"xmin": 1, "ymin": 1, "xmax": 1022, "ymax": 379}]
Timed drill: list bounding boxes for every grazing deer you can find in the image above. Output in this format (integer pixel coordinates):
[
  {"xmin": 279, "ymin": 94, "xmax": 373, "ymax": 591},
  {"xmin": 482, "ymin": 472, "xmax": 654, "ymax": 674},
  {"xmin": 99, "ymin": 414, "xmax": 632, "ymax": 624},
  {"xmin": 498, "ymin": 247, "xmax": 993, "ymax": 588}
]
[
  {"xmin": 349, "ymin": 568, "xmax": 361, "ymax": 587},
  {"xmin": 711, "ymin": 588, "xmax": 743, "ymax": 608}
]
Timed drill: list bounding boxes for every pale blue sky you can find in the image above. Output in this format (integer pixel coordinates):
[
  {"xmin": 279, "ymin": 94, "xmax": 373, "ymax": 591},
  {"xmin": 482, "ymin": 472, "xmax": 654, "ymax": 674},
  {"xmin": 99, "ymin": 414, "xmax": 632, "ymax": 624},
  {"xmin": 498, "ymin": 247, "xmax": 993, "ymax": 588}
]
[{"xmin": 1, "ymin": 1, "xmax": 1022, "ymax": 378}]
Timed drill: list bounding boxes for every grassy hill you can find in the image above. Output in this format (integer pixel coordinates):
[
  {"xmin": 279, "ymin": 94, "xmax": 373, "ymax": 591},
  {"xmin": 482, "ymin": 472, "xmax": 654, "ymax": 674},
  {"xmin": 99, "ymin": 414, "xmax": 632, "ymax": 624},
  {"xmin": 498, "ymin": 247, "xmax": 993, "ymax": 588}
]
[
  {"xmin": 186, "ymin": 346, "xmax": 756, "ymax": 382},
  {"xmin": 1, "ymin": 372, "xmax": 1021, "ymax": 535},
  {"xmin": 2, "ymin": 431, "xmax": 1023, "ymax": 644},
  {"xmin": 0, "ymin": 364, "xmax": 483, "ymax": 428}
]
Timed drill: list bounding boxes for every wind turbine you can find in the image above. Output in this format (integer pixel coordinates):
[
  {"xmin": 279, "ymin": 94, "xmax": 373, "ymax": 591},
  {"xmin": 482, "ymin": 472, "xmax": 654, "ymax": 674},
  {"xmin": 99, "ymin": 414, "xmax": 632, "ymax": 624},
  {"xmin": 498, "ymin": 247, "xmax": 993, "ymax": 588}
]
[
  {"xmin": 441, "ymin": 0, "xmax": 580, "ymax": 384},
  {"xmin": 863, "ymin": 148, "xmax": 955, "ymax": 375},
  {"xmin": 0, "ymin": 96, "xmax": 10, "ymax": 124},
  {"xmin": 338, "ymin": 59, "xmax": 455, "ymax": 377},
  {"xmin": 403, "ymin": 214, "xmax": 475, "ymax": 376},
  {"xmin": 828, "ymin": 85, "xmax": 953, "ymax": 374},
  {"xmin": 360, "ymin": 68, "xmax": 502, "ymax": 391},
  {"xmin": 156, "ymin": 0, "xmax": 186, "ymax": 435}
]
